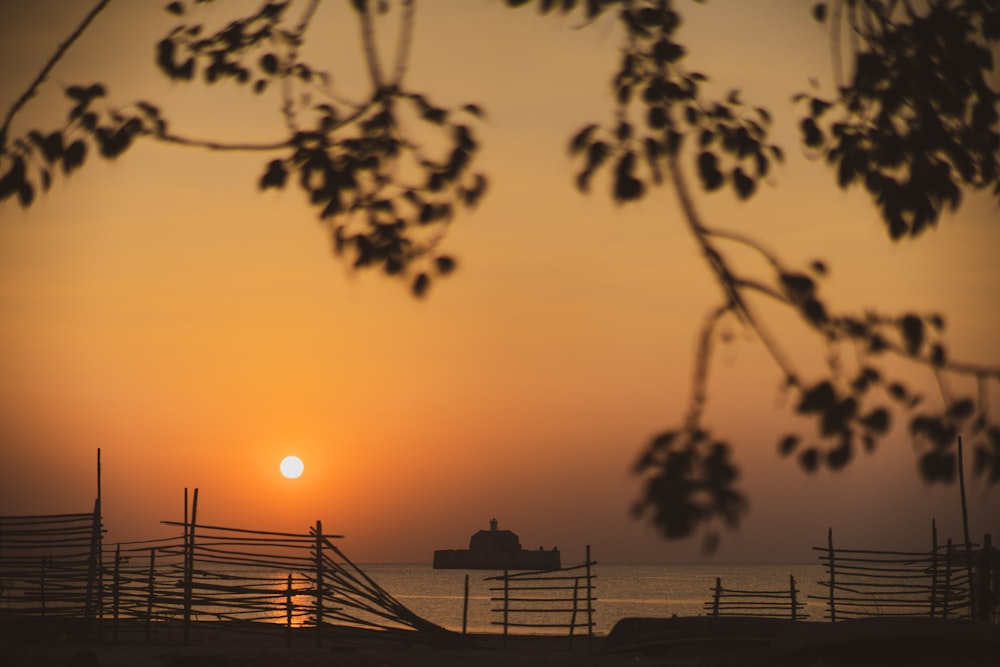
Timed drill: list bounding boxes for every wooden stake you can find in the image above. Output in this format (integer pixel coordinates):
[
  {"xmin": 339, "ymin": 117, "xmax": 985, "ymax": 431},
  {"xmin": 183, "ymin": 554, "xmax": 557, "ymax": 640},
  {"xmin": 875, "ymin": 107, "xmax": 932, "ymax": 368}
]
[
  {"xmin": 790, "ymin": 575, "xmax": 797, "ymax": 621},
  {"xmin": 930, "ymin": 519, "xmax": 938, "ymax": 617},
  {"xmin": 462, "ymin": 574, "xmax": 469, "ymax": 635},
  {"xmin": 828, "ymin": 527, "xmax": 836, "ymax": 623},
  {"xmin": 957, "ymin": 437, "xmax": 977, "ymax": 619},
  {"xmin": 712, "ymin": 577, "xmax": 722, "ymax": 617},
  {"xmin": 314, "ymin": 520, "xmax": 324, "ymax": 648},
  {"xmin": 286, "ymin": 573, "xmax": 293, "ymax": 648},
  {"xmin": 569, "ymin": 577, "xmax": 579, "ymax": 650},
  {"xmin": 112, "ymin": 544, "xmax": 120, "ymax": 644},
  {"xmin": 145, "ymin": 548, "xmax": 155, "ymax": 644},
  {"xmin": 503, "ymin": 568, "xmax": 509, "ymax": 649},
  {"xmin": 586, "ymin": 544, "xmax": 593, "ymax": 651}
]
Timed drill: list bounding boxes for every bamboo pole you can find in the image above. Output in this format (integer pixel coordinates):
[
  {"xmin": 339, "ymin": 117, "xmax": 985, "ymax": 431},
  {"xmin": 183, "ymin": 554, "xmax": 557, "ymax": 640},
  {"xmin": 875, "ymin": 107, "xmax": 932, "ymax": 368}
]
[
  {"xmin": 712, "ymin": 577, "xmax": 722, "ymax": 617},
  {"xmin": 314, "ymin": 520, "xmax": 323, "ymax": 648},
  {"xmin": 569, "ymin": 577, "xmax": 579, "ymax": 650},
  {"xmin": 96, "ymin": 449, "xmax": 104, "ymax": 637},
  {"xmin": 944, "ymin": 539, "xmax": 953, "ymax": 619},
  {"xmin": 286, "ymin": 573, "xmax": 293, "ymax": 648},
  {"xmin": 957, "ymin": 437, "xmax": 977, "ymax": 620},
  {"xmin": 183, "ymin": 488, "xmax": 199, "ymax": 645},
  {"xmin": 503, "ymin": 568, "xmax": 509, "ymax": 649},
  {"xmin": 930, "ymin": 519, "xmax": 938, "ymax": 617},
  {"xmin": 827, "ymin": 527, "xmax": 836, "ymax": 623},
  {"xmin": 978, "ymin": 533, "xmax": 993, "ymax": 622},
  {"xmin": 462, "ymin": 574, "xmax": 469, "ymax": 635},
  {"xmin": 40, "ymin": 559, "xmax": 47, "ymax": 633},
  {"xmin": 790, "ymin": 575, "xmax": 797, "ymax": 621},
  {"xmin": 585, "ymin": 544, "xmax": 593, "ymax": 650},
  {"xmin": 145, "ymin": 548, "xmax": 155, "ymax": 644},
  {"xmin": 112, "ymin": 544, "xmax": 120, "ymax": 644}
]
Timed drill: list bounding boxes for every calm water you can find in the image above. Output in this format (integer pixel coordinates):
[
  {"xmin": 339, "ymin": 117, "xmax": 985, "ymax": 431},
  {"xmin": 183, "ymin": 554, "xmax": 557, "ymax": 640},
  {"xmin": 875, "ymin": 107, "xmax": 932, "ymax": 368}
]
[{"xmin": 364, "ymin": 562, "xmax": 827, "ymax": 634}]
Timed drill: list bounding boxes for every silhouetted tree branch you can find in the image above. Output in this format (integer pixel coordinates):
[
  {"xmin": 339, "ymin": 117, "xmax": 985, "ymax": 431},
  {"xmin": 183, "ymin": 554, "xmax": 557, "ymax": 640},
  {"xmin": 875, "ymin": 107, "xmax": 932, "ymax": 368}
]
[
  {"xmin": 0, "ymin": 0, "xmax": 113, "ymax": 152},
  {"xmin": 507, "ymin": 0, "xmax": 1000, "ymax": 550},
  {"xmin": 0, "ymin": 0, "xmax": 487, "ymax": 297}
]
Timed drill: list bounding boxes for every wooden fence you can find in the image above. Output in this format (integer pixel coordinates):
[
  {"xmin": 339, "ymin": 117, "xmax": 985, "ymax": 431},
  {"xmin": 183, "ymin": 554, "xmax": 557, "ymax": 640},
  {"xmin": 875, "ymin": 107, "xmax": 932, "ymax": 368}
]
[
  {"xmin": 704, "ymin": 575, "xmax": 806, "ymax": 620},
  {"xmin": 0, "ymin": 505, "xmax": 104, "ymax": 628},
  {"xmin": 485, "ymin": 546, "xmax": 595, "ymax": 649},
  {"xmin": 1, "ymin": 488, "xmax": 458, "ymax": 646},
  {"xmin": 812, "ymin": 525, "xmax": 987, "ymax": 622}
]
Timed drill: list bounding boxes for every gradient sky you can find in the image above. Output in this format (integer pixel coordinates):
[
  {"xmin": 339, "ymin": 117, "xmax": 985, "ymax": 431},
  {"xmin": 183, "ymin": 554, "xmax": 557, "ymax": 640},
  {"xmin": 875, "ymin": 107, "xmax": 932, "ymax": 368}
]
[{"xmin": 1, "ymin": 0, "xmax": 998, "ymax": 564}]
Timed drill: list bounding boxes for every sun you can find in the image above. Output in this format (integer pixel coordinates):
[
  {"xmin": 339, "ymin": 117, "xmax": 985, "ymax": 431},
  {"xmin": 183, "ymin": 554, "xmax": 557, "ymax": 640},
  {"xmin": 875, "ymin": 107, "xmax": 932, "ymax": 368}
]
[{"xmin": 279, "ymin": 455, "xmax": 304, "ymax": 479}]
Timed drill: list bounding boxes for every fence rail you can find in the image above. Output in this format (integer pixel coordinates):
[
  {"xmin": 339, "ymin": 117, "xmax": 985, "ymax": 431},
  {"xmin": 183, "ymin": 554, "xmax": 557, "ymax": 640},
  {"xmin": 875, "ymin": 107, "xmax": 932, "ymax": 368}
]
[
  {"xmin": 1, "ymin": 488, "xmax": 458, "ymax": 646},
  {"xmin": 485, "ymin": 546, "xmax": 595, "ymax": 649},
  {"xmin": 0, "ymin": 505, "xmax": 105, "ymax": 628},
  {"xmin": 811, "ymin": 525, "xmax": 991, "ymax": 622},
  {"xmin": 704, "ymin": 575, "xmax": 806, "ymax": 620}
]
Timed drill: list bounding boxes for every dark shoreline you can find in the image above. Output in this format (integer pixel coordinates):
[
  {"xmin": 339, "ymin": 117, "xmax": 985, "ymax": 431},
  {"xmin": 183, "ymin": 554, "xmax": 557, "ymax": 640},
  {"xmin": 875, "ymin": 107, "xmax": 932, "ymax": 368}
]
[{"xmin": 3, "ymin": 614, "xmax": 1000, "ymax": 666}]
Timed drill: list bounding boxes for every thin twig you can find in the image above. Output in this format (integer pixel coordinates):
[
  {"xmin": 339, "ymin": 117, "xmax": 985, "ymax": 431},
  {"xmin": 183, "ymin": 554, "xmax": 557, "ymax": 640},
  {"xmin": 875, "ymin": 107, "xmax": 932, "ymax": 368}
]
[
  {"xmin": 666, "ymin": 149, "xmax": 799, "ymax": 384},
  {"xmin": 831, "ymin": 0, "xmax": 844, "ymax": 89},
  {"xmin": 358, "ymin": 1, "xmax": 384, "ymax": 91},
  {"xmin": 683, "ymin": 304, "xmax": 729, "ymax": 432},
  {"xmin": 0, "ymin": 0, "xmax": 114, "ymax": 150},
  {"xmin": 280, "ymin": 0, "xmax": 322, "ymax": 134},
  {"xmin": 148, "ymin": 129, "xmax": 291, "ymax": 152},
  {"xmin": 391, "ymin": 0, "xmax": 416, "ymax": 86},
  {"xmin": 703, "ymin": 225, "xmax": 785, "ymax": 273}
]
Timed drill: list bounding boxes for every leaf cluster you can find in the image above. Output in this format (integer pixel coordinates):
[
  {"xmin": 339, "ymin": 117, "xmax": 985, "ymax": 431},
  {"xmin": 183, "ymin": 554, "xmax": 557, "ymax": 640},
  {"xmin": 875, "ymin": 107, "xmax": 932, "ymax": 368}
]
[
  {"xmin": 632, "ymin": 429, "xmax": 746, "ymax": 552},
  {"xmin": 0, "ymin": 84, "xmax": 160, "ymax": 208},
  {"xmin": 543, "ymin": 0, "xmax": 782, "ymax": 205},
  {"xmin": 1, "ymin": 0, "xmax": 488, "ymax": 297},
  {"xmin": 803, "ymin": 1, "xmax": 1000, "ymax": 239}
]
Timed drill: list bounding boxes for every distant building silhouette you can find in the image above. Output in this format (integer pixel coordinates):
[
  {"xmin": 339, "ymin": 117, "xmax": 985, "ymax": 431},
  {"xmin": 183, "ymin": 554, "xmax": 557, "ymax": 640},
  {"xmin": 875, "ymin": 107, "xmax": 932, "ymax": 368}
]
[{"xmin": 433, "ymin": 518, "xmax": 561, "ymax": 570}]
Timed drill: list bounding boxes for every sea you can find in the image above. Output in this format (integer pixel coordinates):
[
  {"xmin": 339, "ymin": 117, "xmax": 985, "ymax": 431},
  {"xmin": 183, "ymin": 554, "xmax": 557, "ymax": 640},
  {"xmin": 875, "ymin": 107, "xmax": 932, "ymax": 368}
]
[{"xmin": 363, "ymin": 562, "xmax": 827, "ymax": 634}]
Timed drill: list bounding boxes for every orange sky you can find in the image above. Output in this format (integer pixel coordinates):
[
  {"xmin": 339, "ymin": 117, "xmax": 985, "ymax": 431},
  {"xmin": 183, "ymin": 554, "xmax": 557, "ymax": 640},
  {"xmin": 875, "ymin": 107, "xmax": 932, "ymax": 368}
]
[{"xmin": 1, "ymin": 0, "xmax": 998, "ymax": 563}]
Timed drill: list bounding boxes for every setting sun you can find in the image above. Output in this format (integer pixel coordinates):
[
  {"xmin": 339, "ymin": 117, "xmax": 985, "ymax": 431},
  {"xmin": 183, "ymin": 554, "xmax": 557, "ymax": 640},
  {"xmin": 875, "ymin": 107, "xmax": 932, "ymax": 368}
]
[{"xmin": 279, "ymin": 456, "xmax": 304, "ymax": 480}]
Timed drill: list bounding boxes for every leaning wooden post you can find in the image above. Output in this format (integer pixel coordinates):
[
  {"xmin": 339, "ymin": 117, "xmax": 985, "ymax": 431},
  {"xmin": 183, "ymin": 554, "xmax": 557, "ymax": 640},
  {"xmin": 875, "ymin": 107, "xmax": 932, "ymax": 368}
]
[
  {"xmin": 462, "ymin": 574, "xmax": 469, "ymax": 635},
  {"xmin": 112, "ymin": 544, "xmax": 121, "ymax": 644},
  {"xmin": 85, "ymin": 497, "xmax": 102, "ymax": 621},
  {"xmin": 957, "ymin": 436, "xmax": 977, "ymax": 620},
  {"xmin": 145, "ymin": 548, "xmax": 156, "ymax": 644},
  {"xmin": 585, "ymin": 544, "xmax": 593, "ymax": 651},
  {"xmin": 183, "ymin": 488, "xmax": 199, "ymax": 645},
  {"xmin": 944, "ymin": 539, "xmax": 953, "ymax": 619},
  {"xmin": 827, "ymin": 527, "xmax": 836, "ymax": 623},
  {"xmin": 569, "ymin": 577, "xmax": 579, "ymax": 650},
  {"xmin": 977, "ymin": 533, "xmax": 993, "ymax": 623},
  {"xmin": 790, "ymin": 575, "xmax": 798, "ymax": 621},
  {"xmin": 712, "ymin": 577, "xmax": 722, "ymax": 617},
  {"xmin": 930, "ymin": 519, "xmax": 939, "ymax": 617},
  {"xmin": 502, "ymin": 568, "xmax": 509, "ymax": 649},
  {"xmin": 285, "ymin": 573, "xmax": 293, "ymax": 648},
  {"xmin": 40, "ymin": 559, "xmax": 47, "ymax": 633},
  {"xmin": 314, "ymin": 520, "xmax": 324, "ymax": 648}
]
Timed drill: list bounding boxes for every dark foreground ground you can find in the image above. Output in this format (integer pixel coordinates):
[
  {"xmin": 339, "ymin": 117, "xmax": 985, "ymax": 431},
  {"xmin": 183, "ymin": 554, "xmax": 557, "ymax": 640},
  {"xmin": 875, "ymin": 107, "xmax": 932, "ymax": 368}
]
[{"xmin": 2, "ymin": 615, "xmax": 998, "ymax": 666}]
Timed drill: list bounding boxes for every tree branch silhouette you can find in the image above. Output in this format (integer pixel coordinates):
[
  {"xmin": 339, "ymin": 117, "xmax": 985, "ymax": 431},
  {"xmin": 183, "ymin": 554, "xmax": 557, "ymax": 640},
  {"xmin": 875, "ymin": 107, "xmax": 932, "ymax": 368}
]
[
  {"xmin": 508, "ymin": 0, "xmax": 1000, "ymax": 550},
  {"xmin": 0, "ymin": 0, "xmax": 487, "ymax": 297},
  {"xmin": 0, "ymin": 0, "xmax": 113, "ymax": 151}
]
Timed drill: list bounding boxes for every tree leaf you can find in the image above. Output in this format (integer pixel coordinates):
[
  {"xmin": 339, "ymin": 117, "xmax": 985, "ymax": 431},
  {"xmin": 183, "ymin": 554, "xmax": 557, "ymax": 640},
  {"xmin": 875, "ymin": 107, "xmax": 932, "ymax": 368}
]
[
  {"xmin": 732, "ymin": 167, "xmax": 755, "ymax": 199},
  {"xmin": 948, "ymin": 398, "xmax": 974, "ymax": 421},
  {"xmin": 899, "ymin": 314, "xmax": 924, "ymax": 355},
  {"xmin": 859, "ymin": 408, "xmax": 890, "ymax": 434},
  {"xmin": 778, "ymin": 435, "xmax": 799, "ymax": 457}
]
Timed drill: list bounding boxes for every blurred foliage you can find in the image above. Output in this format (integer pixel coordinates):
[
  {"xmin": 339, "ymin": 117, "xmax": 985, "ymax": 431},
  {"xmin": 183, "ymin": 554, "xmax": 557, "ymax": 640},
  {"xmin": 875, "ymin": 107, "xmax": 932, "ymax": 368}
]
[
  {"xmin": 505, "ymin": 0, "xmax": 1000, "ymax": 551},
  {"xmin": 2, "ymin": 0, "xmax": 999, "ymax": 550},
  {"xmin": 0, "ymin": 0, "xmax": 486, "ymax": 297}
]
